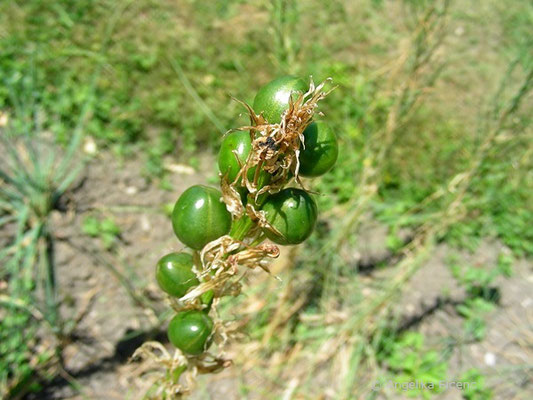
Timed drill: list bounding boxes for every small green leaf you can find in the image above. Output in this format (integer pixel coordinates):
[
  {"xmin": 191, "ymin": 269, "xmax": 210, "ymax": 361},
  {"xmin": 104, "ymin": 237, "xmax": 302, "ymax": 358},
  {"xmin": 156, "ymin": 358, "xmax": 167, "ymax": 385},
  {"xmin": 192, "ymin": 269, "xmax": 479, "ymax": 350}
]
[{"xmin": 81, "ymin": 216, "xmax": 100, "ymax": 236}]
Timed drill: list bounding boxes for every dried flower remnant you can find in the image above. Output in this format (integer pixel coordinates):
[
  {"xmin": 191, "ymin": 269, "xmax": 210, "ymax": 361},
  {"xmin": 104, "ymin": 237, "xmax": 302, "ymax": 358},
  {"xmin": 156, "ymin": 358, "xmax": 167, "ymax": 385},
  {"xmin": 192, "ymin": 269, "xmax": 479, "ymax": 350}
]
[{"xmin": 235, "ymin": 79, "xmax": 334, "ymax": 198}]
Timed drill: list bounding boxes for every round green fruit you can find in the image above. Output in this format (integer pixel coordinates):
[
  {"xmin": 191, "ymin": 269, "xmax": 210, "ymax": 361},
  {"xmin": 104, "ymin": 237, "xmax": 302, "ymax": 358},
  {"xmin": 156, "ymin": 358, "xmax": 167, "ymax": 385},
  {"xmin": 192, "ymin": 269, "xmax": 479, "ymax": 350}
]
[
  {"xmin": 168, "ymin": 310, "xmax": 213, "ymax": 355},
  {"xmin": 253, "ymin": 76, "xmax": 307, "ymax": 123},
  {"xmin": 299, "ymin": 121, "xmax": 339, "ymax": 177},
  {"xmin": 155, "ymin": 252, "xmax": 199, "ymax": 298},
  {"xmin": 261, "ymin": 188, "xmax": 318, "ymax": 245},
  {"xmin": 172, "ymin": 185, "xmax": 232, "ymax": 250},
  {"xmin": 218, "ymin": 131, "xmax": 270, "ymax": 187}
]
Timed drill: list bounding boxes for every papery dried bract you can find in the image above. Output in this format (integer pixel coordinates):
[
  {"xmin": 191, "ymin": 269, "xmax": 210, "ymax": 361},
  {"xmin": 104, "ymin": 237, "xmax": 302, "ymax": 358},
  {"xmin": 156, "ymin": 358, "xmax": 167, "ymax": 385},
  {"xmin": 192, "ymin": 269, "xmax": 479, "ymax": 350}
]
[
  {"xmin": 220, "ymin": 175, "xmax": 245, "ymax": 218},
  {"xmin": 224, "ymin": 78, "xmax": 334, "ymax": 203}
]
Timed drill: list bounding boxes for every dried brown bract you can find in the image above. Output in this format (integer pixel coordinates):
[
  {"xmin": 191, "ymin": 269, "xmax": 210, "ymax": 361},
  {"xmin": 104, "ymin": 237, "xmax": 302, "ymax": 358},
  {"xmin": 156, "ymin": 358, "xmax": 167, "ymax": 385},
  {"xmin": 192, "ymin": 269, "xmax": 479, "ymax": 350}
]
[
  {"xmin": 131, "ymin": 341, "xmax": 230, "ymax": 399},
  {"xmin": 230, "ymin": 78, "xmax": 334, "ymax": 200}
]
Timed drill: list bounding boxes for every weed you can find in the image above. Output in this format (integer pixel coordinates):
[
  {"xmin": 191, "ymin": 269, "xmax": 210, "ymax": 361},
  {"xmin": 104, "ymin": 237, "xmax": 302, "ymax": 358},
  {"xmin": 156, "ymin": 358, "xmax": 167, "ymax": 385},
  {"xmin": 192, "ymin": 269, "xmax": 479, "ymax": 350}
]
[
  {"xmin": 450, "ymin": 254, "xmax": 512, "ymax": 340},
  {"xmin": 456, "ymin": 298, "xmax": 496, "ymax": 341},
  {"xmin": 377, "ymin": 331, "xmax": 449, "ymax": 399},
  {"xmin": 0, "ymin": 4, "xmax": 123, "ymax": 394},
  {"xmin": 81, "ymin": 215, "xmax": 122, "ymax": 250},
  {"xmin": 450, "ymin": 262, "xmax": 503, "ymax": 304},
  {"xmin": 460, "ymin": 368, "xmax": 493, "ymax": 400},
  {"xmin": 0, "ymin": 300, "xmax": 55, "ymax": 397},
  {"xmin": 0, "ymin": 69, "xmax": 90, "ymax": 397}
]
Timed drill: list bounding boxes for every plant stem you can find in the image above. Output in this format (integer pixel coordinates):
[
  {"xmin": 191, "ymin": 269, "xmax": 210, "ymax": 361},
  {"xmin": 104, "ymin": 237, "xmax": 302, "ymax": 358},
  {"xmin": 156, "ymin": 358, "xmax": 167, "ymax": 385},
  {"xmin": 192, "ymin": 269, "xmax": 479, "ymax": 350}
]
[
  {"xmin": 42, "ymin": 229, "xmax": 59, "ymax": 334},
  {"xmin": 229, "ymin": 215, "xmax": 254, "ymax": 241},
  {"xmin": 192, "ymin": 250, "xmax": 202, "ymax": 271},
  {"xmin": 170, "ymin": 365, "xmax": 187, "ymax": 384},
  {"xmin": 249, "ymin": 232, "xmax": 267, "ymax": 247}
]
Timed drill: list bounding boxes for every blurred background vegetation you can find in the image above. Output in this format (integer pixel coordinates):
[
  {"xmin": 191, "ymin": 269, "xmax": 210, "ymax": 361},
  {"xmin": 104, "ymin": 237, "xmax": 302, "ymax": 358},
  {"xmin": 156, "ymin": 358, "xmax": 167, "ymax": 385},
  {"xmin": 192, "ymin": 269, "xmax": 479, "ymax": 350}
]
[{"xmin": 0, "ymin": 0, "xmax": 531, "ymax": 399}]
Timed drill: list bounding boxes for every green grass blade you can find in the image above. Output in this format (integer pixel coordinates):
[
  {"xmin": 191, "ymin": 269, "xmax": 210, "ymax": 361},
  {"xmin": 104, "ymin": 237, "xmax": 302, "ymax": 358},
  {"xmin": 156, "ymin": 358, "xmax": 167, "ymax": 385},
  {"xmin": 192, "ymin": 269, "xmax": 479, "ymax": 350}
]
[
  {"xmin": 169, "ymin": 56, "xmax": 226, "ymax": 134},
  {"xmin": 55, "ymin": 160, "xmax": 85, "ymax": 196}
]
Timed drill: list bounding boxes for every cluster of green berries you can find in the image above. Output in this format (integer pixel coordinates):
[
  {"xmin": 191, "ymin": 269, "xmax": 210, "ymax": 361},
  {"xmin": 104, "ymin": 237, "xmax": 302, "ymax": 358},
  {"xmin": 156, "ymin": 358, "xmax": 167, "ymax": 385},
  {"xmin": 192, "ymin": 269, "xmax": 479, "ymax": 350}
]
[{"xmin": 155, "ymin": 76, "xmax": 338, "ymax": 356}]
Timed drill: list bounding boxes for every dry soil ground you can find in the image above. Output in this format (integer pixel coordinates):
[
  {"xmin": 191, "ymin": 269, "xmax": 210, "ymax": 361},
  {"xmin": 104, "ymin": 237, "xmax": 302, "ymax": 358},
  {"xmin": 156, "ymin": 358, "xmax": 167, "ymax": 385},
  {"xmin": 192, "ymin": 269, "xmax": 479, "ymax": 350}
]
[{"xmin": 28, "ymin": 153, "xmax": 532, "ymax": 400}]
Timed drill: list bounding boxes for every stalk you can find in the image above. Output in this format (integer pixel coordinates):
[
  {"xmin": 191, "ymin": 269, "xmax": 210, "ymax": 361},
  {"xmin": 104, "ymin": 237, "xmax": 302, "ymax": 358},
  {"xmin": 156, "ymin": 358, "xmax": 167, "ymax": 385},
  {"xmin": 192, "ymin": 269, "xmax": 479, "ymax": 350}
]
[
  {"xmin": 42, "ymin": 227, "xmax": 59, "ymax": 336},
  {"xmin": 229, "ymin": 215, "xmax": 253, "ymax": 241}
]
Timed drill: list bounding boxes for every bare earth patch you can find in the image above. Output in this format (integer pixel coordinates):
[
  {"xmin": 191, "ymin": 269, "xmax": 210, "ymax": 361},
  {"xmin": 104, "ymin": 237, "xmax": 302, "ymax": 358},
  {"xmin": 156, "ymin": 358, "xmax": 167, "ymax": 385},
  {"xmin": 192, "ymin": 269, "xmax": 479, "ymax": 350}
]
[{"xmin": 32, "ymin": 153, "xmax": 531, "ymax": 399}]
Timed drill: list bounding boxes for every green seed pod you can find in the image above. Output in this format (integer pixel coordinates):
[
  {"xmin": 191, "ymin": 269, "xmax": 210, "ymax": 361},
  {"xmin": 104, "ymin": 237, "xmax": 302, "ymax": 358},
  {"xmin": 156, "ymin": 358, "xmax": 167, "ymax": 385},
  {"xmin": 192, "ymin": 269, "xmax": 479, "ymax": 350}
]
[
  {"xmin": 299, "ymin": 121, "xmax": 339, "ymax": 177},
  {"xmin": 167, "ymin": 310, "xmax": 214, "ymax": 355},
  {"xmin": 172, "ymin": 185, "xmax": 232, "ymax": 250},
  {"xmin": 218, "ymin": 130, "xmax": 270, "ymax": 187},
  {"xmin": 253, "ymin": 76, "xmax": 307, "ymax": 123},
  {"xmin": 261, "ymin": 188, "xmax": 318, "ymax": 245},
  {"xmin": 155, "ymin": 252, "xmax": 199, "ymax": 298}
]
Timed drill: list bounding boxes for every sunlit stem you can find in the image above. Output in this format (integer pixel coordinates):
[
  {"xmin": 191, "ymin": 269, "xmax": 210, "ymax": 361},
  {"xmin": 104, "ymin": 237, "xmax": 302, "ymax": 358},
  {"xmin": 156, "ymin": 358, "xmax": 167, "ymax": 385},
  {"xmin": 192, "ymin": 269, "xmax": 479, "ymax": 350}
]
[
  {"xmin": 169, "ymin": 364, "xmax": 187, "ymax": 385},
  {"xmin": 249, "ymin": 232, "xmax": 267, "ymax": 247},
  {"xmin": 192, "ymin": 250, "xmax": 202, "ymax": 271},
  {"xmin": 229, "ymin": 215, "xmax": 254, "ymax": 241},
  {"xmin": 230, "ymin": 159, "xmax": 269, "ymax": 242}
]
